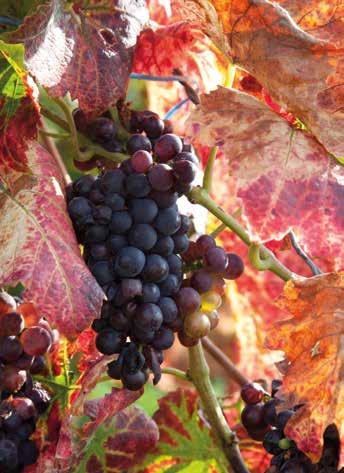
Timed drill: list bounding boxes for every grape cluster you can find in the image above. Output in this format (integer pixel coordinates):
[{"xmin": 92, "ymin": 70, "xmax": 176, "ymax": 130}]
[
  {"xmin": 240, "ymin": 380, "xmax": 315, "ymax": 472},
  {"xmin": 0, "ymin": 293, "xmax": 52, "ymax": 472},
  {"xmin": 68, "ymin": 112, "xmax": 201, "ymax": 390},
  {"xmin": 177, "ymin": 234, "xmax": 244, "ymax": 346}
]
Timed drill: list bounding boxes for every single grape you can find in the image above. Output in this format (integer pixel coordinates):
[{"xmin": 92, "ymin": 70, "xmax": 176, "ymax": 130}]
[
  {"xmin": 107, "ymin": 358, "xmax": 123, "ymax": 380},
  {"xmin": 11, "ymin": 398, "xmax": 36, "ymax": 421},
  {"xmin": 100, "ymin": 169, "xmax": 125, "ymax": 194},
  {"xmin": 134, "ymin": 303, "xmax": 163, "ymax": 332},
  {"xmin": 142, "ymin": 113, "xmax": 164, "ymax": 138},
  {"xmin": 91, "ymin": 261, "xmax": 114, "ymax": 286},
  {"xmin": 89, "ymin": 243, "xmax": 108, "ymax": 260},
  {"xmin": 95, "ymin": 329, "xmax": 125, "ymax": 355},
  {"xmin": 89, "ymin": 186, "xmax": 105, "ymax": 205},
  {"xmin": 141, "ymin": 283, "xmax": 160, "ymax": 303},
  {"xmin": 148, "ymin": 164, "xmax": 174, "ymax": 191},
  {"xmin": 120, "ymin": 279, "xmax": 142, "ymax": 300},
  {"xmin": 85, "ymin": 224, "xmax": 109, "ymax": 243},
  {"xmin": 174, "ymin": 151, "xmax": 199, "ymax": 166},
  {"xmin": 158, "ymin": 297, "xmax": 178, "ymax": 324},
  {"xmin": 240, "ymin": 382, "xmax": 266, "ymax": 405},
  {"xmin": 92, "ymin": 318, "xmax": 108, "ymax": 333},
  {"xmin": 166, "ymin": 254, "xmax": 182, "ymax": 275},
  {"xmin": 0, "ymin": 336, "xmax": 23, "ymax": 362},
  {"xmin": 0, "ymin": 312, "xmax": 24, "ymax": 336},
  {"xmin": 121, "ymin": 369, "xmax": 147, "ymax": 391},
  {"xmin": 110, "ymin": 211, "xmax": 132, "ymax": 234},
  {"xmin": 154, "ymin": 207, "xmax": 181, "ymax": 236},
  {"xmin": 204, "ymin": 246, "xmax": 228, "ymax": 273},
  {"xmin": 184, "ymin": 311, "xmax": 211, "ymax": 339},
  {"xmin": 178, "ymin": 330, "xmax": 198, "ymax": 347},
  {"xmin": 128, "ymin": 198, "xmax": 158, "ymax": 224},
  {"xmin": 149, "ymin": 190, "xmax": 178, "ymax": 208},
  {"xmin": 172, "ymin": 234, "xmax": 189, "ymax": 253},
  {"xmin": 108, "ymin": 234, "xmax": 128, "ymax": 254},
  {"xmin": 73, "ymin": 174, "xmax": 96, "ymax": 196},
  {"xmin": 200, "ymin": 291, "xmax": 222, "ymax": 312},
  {"xmin": 131, "ymin": 326, "xmax": 155, "ymax": 344},
  {"xmin": 152, "ymin": 327, "xmax": 174, "ymax": 350},
  {"xmin": 196, "ymin": 234, "xmax": 216, "ymax": 255},
  {"xmin": 159, "ymin": 274, "xmax": 180, "ymax": 296},
  {"xmin": 190, "ymin": 270, "xmax": 213, "ymax": 293},
  {"xmin": 68, "ymin": 197, "xmax": 93, "ymax": 222},
  {"xmin": 222, "ymin": 253, "xmax": 244, "ymax": 279},
  {"xmin": 89, "ymin": 117, "xmax": 116, "ymax": 143},
  {"xmin": 152, "ymin": 235, "xmax": 174, "ymax": 256},
  {"xmin": 2, "ymin": 366, "xmax": 27, "ymax": 392},
  {"xmin": 177, "ymin": 214, "xmax": 191, "ymax": 234},
  {"xmin": 127, "ymin": 135, "xmax": 152, "ymax": 155},
  {"xmin": 109, "ymin": 309, "xmax": 130, "ymax": 332},
  {"xmin": 125, "ymin": 173, "xmax": 151, "ymax": 197},
  {"xmin": 154, "ymin": 134, "xmax": 183, "ymax": 162},
  {"xmin": 131, "ymin": 150, "xmax": 153, "ymax": 174},
  {"xmin": 241, "ymin": 403, "xmax": 267, "ymax": 431},
  {"xmin": 114, "ymin": 246, "xmax": 146, "ymax": 278},
  {"xmin": 172, "ymin": 159, "xmax": 197, "ymax": 184},
  {"xmin": 14, "ymin": 353, "xmax": 34, "ymax": 370},
  {"xmin": 175, "ymin": 287, "xmax": 201, "ymax": 316},
  {"xmin": 128, "ymin": 224, "xmax": 157, "ymax": 251},
  {"xmin": 102, "ymin": 137, "xmax": 122, "ymax": 152},
  {"xmin": 205, "ymin": 309, "xmax": 219, "ymax": 330},
  {"xmin": 104, "ymin": 192, "xmax": 125, "ymax": 211},
  {"xmin": 21, "ymin": 327, "xmax": 52, "ymax": 356},
  {"xmin": 142, "ymin": 254, "xmax": 169, "ymax": 283}
]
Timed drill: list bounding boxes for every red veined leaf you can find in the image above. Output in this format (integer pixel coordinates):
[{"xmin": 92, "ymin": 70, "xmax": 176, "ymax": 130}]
[
  {"xmin": 10, "ymin": 0, "xmax": 148, "ymax": 116},
  {"xmin": 186, "ymin": 87, "xmax": 344, "ymax": 270},
  {"xmin": 266, "ymin": 273, "xmax": 344, "ymax": 465},
  {"xmin": 0, "ymin": 142, "xmax": 104, "ymax": 339}
]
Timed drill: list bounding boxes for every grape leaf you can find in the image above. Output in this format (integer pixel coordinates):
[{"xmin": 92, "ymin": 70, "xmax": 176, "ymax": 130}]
[
  {"xmin": 265, "ymin": 273, "xmax": 344, "ymax": 465},
  {"xmin": 0, "ymin": 40, "xmax": 40, "ymax": 174},
  {"xmin": 186, "ymin": 87, "xmax": 344, "ymax": 270},
  {"xmin": 0, "ymin": 142, "xmax": 104, "ymax": 339},
  {"xmin": 136, "ymin": 388, "xmax": 229, "ymax": 472},
  {"xmin": 211, "ymin": 0, "xmax": 344, "ymax": 157},
  {"xmin": 10, "ymin": 0, "xmax": 148, "ymax": 115}
]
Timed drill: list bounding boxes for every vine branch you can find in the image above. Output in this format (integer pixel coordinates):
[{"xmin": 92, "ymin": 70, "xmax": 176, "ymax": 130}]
[
  {"xmin": 188, "ymin": 343, "xmax": 249, "ymax": 473},
  {"xmin": 289, "ymin": 230, "xmax": 322, "ymax": 275},
  {"xmin": 203, "ymin": 146, "xmax": 218, "ymax": 193},
  {"xmin": 202, "ymin": 337, "xmax": 249, "ymax": 387},
  {"xmin": 161, "ymin": 367, "xmax": 190, "ymax": 382},
  {"xmin": 40, "ymin": 122, "xmax": 71, "ymax": 186}
]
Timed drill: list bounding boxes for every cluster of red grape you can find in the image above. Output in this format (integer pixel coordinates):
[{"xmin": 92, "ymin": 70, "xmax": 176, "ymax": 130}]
[
  {"xmin": 0, "ymin": 293, "xmax": 52, "ymax": 472},
  {"xmin": 240, "ymin": 381, "xmax": 315, "ymax": 472},
  {"xmin": 68, "ymin": 110, "xmax": 200, "ymax": 390},
  {"xmin": 177, "ymin": 234, "xmax": 244, "ymax": 346}
]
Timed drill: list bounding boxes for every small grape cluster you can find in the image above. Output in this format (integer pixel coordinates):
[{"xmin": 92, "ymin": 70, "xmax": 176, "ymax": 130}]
[
  {"xmin": 240, "ymin": 381, "xmax": 314, "ymax": 472},
  {"xmin": 68, "ymin": 111, "xmax": 200, "ymax": 390},
  {"xmin": 177, "ymin": 234, "xmax": 244, "ymax": 346},
  {"xmin": 0, "ymin": 293, "xmax": 52, "ymax": 472}
]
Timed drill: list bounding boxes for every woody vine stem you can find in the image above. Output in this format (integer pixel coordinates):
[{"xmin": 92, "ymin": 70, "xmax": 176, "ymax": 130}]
[{"xmin": 41, "ymin": 106, "xmax": 297, "ymax": 473}]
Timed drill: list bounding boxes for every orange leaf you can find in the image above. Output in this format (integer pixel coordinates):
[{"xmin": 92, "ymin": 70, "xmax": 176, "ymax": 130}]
[{"xmin": 266, "ymin": 273, "xmax": 344, "ymax": 464}]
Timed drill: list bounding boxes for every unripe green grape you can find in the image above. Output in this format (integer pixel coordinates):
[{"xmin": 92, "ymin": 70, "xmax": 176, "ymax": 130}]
[{"xmin": 184, "ymin": 311, "xmax": 211, "ymax": 339}]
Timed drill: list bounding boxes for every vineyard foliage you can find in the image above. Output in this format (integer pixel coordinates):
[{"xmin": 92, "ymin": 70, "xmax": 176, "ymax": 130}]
[{"xmin": 0, "ymin": 0, "xmax": 343, "ymax": 472}]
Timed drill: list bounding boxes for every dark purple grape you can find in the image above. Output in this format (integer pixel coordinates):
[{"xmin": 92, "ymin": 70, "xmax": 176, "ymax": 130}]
[
  {"xmin": 24, "ymin": 383, "xmax": 51, "ymax": 414},
  {"xmin": 3, "ymin": 410, "xmax": 23, "ymax": 432},
  {"xmin": 154, "ymin": 207, "xmax": 181, "ymax": 236},
  {"xmin": 68, "ymin": 197, "xmax": 93, "ymax": 222},
  {"xmin": 175, "ymin": 287, "xmax": 201, "ymax": 316},
  {"xmin": 107, "ymin": 358, "xmax": 123, "ymax": 380},
  {"xmin": 241, "ymin": 382, "xmax": 265, "ymax": 405},
  {"xmin": 0, "ymin": 335, "xmax": 23, "ymax": 363},
  {"xmin": 276, "ymin": 410, "xmax": 294, "ymax": 430},
  {"xmin": 85, "ymin": 224, "xmax": 109, "ymax": 243},
  {"xmin": 174, "ymin": 180, "xmax": 192, "ymax": 195},
  {"xmin": 125, "ymin": 173, "xmax": 151, "ymax": 198},
  {"xmin": 158, "ymin": 297, "xmax": 178, "ymax": 324},
  {"xmin": 204, "ymin": 246, "xmax": 228, "ymax": 273},
  {"xmin": 263, "ymin": 399, "xmax": 278, "ymax": 426},
  {"xmin": 120, "ymin": 279, "xmax": 142, "ymax": 299},
  {"xmin": 131, "ymin": 326, "xmax": 155, "ymax": 344},
  {"xmin": 109, "ymin": 211, "xmax": 132, "ymax": 234},
  {"xmin": 29, "ymin": 355, "xmax": 47, "ymax": 375},
  {"xmin": 241, "ymin": 403, "xmax": 267, "ymax": 431},
  {"xmin": 159, "ymin": 274, "xmax": 180, "ymax": 296},
  {"xmin": 134, "ymin": 303, "xmax": 163, "ymax": 332},
  {"xmin": 104, "ymin": 192, "xmax": 125, "ymax": 211},
  {"xmin": 222, "ymin": 253, "xmax": 244, "ymax": 280},
  {"xmin": 120, "ymin": 158, "xmax": 134, "ymax": 175},
  {"xmin": 121, "ymin": 369, "xmax": 147, "ymax": 391},
  {"xmin": 73, "ymin": 108, "xmax": 88, "ymax": 133},
  {"xmin": 148, "ymin": 164, "xmax": 174, "ymax": 191},
  {"xmin": 190, "ymin": 270, "xmax": 213, "ymax": 293},
  {"xmin": 173, "ymin": 159, "xmax": 197, "ymax": 184},
  {"xmin": 152, "ymin": 236, "xmax": 174, "ymax": 256},
  {"xmin": 100, "ymin": 169, "xmax": 125, "ymax": 194},
  {"xmin": 11, "ymin": 397, "xmax": 36, "ymax": 421},
  {"xmin": 18, "ymin": 439, "xmax": 39, "ymax": 466},
  {"xmin": 0, "ymin": 439, "xmax": 18, "ymax": 469},
  {"xmin": 196, "ymin": 234, "xmax": 216, "ymax": 255},
  {"xmin": 108, "ymin": 234, "xmax": 128, "ymax": 254},
  {"xmin": 166, "ymin": 254, "xmax": 182, "ymax": 275},
  {"xmin": 142, "ymin": 113, "xmax": 164, "ymax": 138},
  {"xmin": 152, "ymin": 327, "xmax": 174, "ymax": 350},
  {"xmin": 142, "ymin": 283, "xmax": 160, "ymax": 303},
  {"xmin": 127, "ymin": 134, "xmax": 152, "ymax": 155},
  {"xmin": 95, "ymin": 329, "xmax": 125, "ymax": 355},
  {"xmin": 177, "ymin": 215, "xmax": 191, "ymax": 234},
  {"xmin": 89, "ymin": 117, "xmax": 116, "ymax": 143},
  {"xmin": 128, "ymin": 198, "xmax": 158, "ymax": 224},
  {"xmin": 142, "ymin": 254, "xmax": 169, "ymax": 283},
  {"xmin": 21, "ymin": 327, "xmax": 51, "ymax": 357},
  {"xmin": 89, "ymin": 243, "xmax": 108, "ymax": 260},
  {"xmin": 128, "ymin": 224, "xmax": 157, "ymax": 251},
  {"xmin": 92, "ymin": 318, "xmax": 108, "ymax": 333},
  {"xmin": 114, "ymin": 246, "xmax": 146, "ymax": 278},
  {"xmin": 73, "ymin": 175, "xmax": 96, "ymax": 196},
  {"xmin": 172, "ymin": 234, "xmax": 189, "ymax": 253},
  {"xmin": 89, "ymin": 186, "xmax": 105, "ymax": 205},
  {"xmin": 109, "ymin": 309, "xmax": 130, "ymax": 331},
  {"xmin": 0, "ymin": 312, "xmax": 24, "ymax": 337},
  {"xmin": 2, "ymin": 366, "xmax": 27, "ymax": 392},
  {"xmin": 17, "ymin": 421, "xmax": 35, "ymax": 440},
  {"xmin": 154, "ymin": 134, "xmax": 183, "ymax": 162},
  {"xmin": 174, "ymin": 151, "xmax": 199, "ymax": 166},
  {"xmin": 91, "ymin": 261, "xmax": 114, "ymax": 285},
  {"xmin": 131, "ymin": 150, "xmax": 153, "ymax": 174},
  {"xmin": 14, "ymin": 353, "xmax": 34, "ymax": 370},
  {"xmin": 263, "ymin": 429, "xmax": 284, "ymax": 455},
  {"xmin": 149, "ymin": 190, "xmax": 178, "ymax": 208}
]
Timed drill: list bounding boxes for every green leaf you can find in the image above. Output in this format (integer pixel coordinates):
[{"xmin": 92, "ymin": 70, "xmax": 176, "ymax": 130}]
[
  {"xmin": 0, "ymin": 40, "xmax": 26, "ymax": 118},
  {"xmin": 138, "ymin": 389, "xmax": 229, "ymax": 473}
]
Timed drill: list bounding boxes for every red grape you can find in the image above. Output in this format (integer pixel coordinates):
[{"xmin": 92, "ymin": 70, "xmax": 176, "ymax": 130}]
[{"xmin": 21, "ymin": 326, "xmax": 52, "ymax": 356}]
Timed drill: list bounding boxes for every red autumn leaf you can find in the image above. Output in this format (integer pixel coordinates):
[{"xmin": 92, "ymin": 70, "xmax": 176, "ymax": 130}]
[
  {"xmin": 214, "ymin": 0, "xmax": 344, "ymax": 157},
  {"xmin": 0, "ymin": 142, "xmax": 104, "ymax": 339},
  {"xmin": 186, "ymin": 87, "xmax": 344, "ymax": 270},
  {"xmin": 265, "ymin": 273, "xmax": 344, "ymax": 465},
  {"xmin": 10, "ymin": 0, "xmax": 148, "ymax": 116}
]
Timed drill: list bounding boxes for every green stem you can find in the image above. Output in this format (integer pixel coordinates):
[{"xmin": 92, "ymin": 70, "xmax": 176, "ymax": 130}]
[
  {"xmin": 211, "ymin": 222, "xmax": 227, "ymax": 238},
  {"xmin": 203, "ymin": 146, "xmax": 218, "ymax": 193},
  {"xmin": 161, "ymin": 367, "xmax": 190, "ymax": 382},
  {"xmin": 39, "ymin": 129, "xmax": 70, "ymax": 139},
  {"xmin": 188, "ymin": 343, "xmax": 249, "ymax": 473},
  {"xmin": 188, "ymin": 187, "xmax": 295, "ymax": 281}
]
